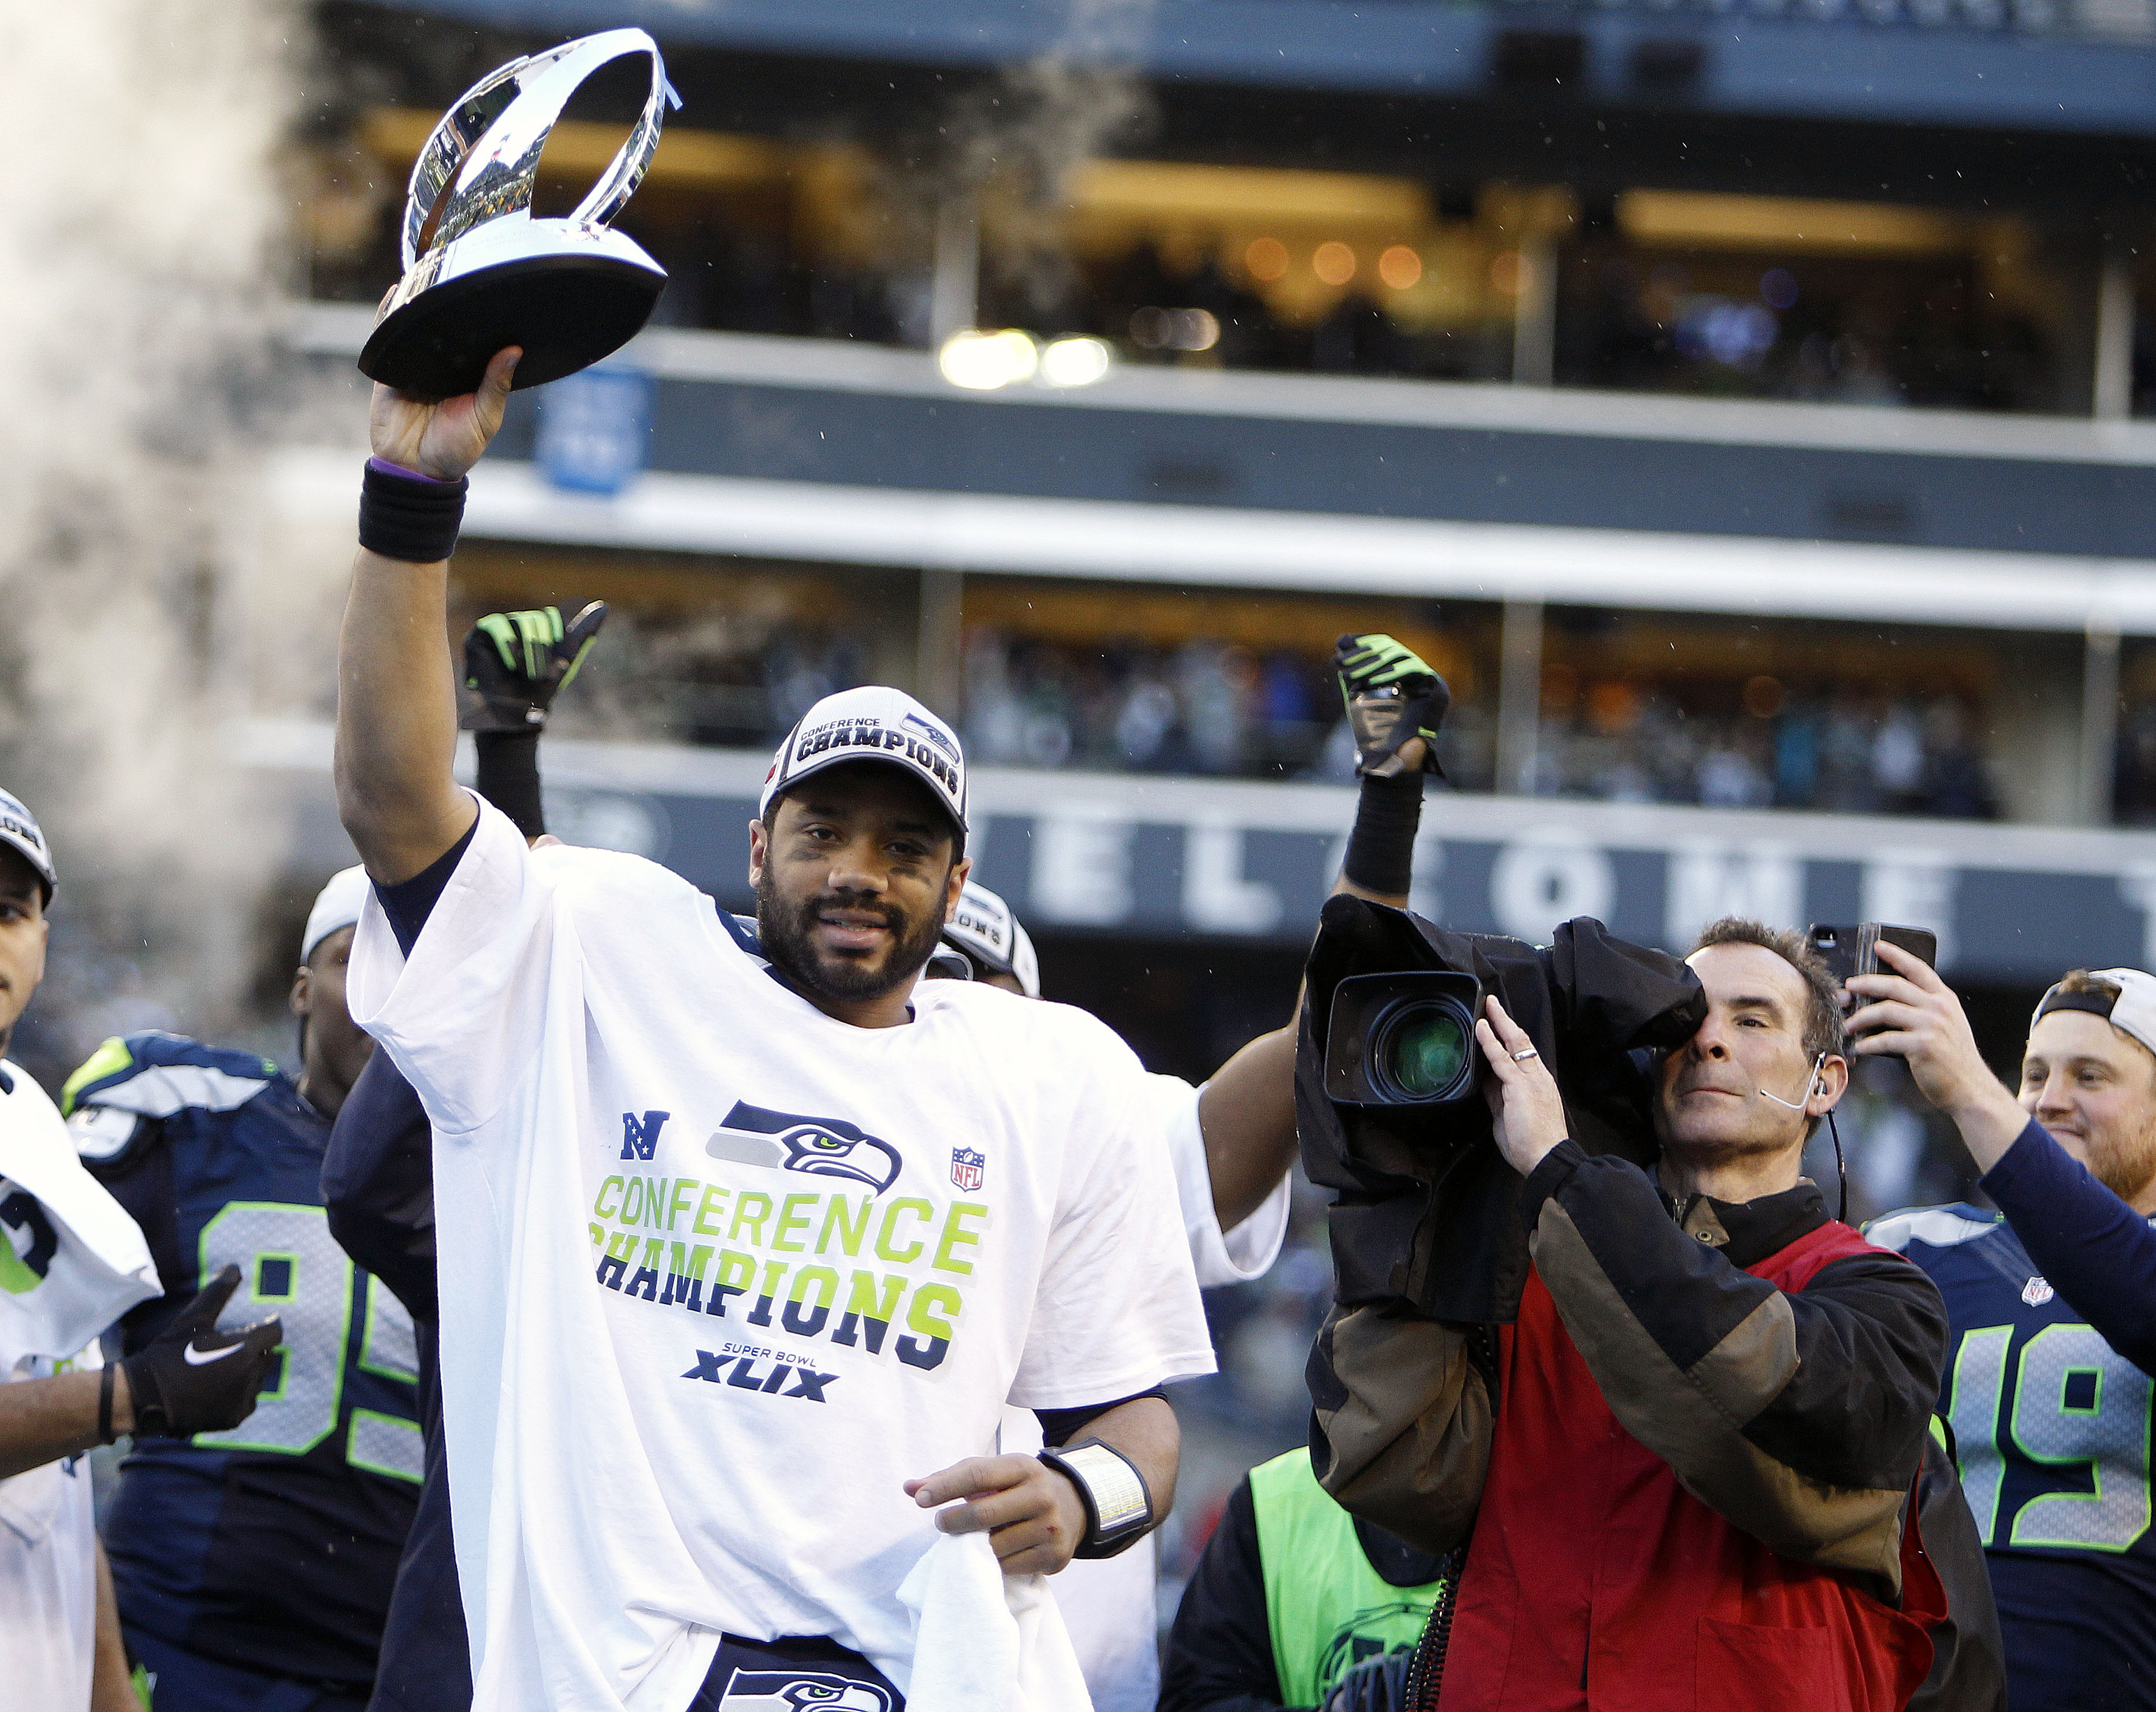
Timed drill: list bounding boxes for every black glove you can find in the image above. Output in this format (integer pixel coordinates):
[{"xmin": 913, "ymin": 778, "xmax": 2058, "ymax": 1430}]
[
  {"xmin": 1322, "ymin": 1649, "xmax": 1413, "ymax": 1712},
  {"xmin": 1336, "ymin": 632, "xmax": 1450, "ymax": 778},
  {"xmin": 460, "ymin": 602, "xmax": 608, "ymax": 734},
  {"xmin": 122, "ymin": 1265, "xmax": 282, "ymax": 1439}
]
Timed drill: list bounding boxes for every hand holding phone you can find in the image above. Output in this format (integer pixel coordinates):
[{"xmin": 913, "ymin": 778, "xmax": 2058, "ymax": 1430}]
[
  {"xmin": 1835, "ymin": 930, "xmax": 2028, "ymax": 1167},
  {"xmin": 1807, "ymin": 923, "xmax": 1938, "ymax": 996}
]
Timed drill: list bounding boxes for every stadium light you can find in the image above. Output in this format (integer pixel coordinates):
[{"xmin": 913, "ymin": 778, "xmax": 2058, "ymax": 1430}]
[
  {"xmin": 938, "ymin": 329, "xmax": 1039, "ymax": 390},
  {"xmin": 1039, "ymin": 336, "xmax": 1113, "ymax": 387}
]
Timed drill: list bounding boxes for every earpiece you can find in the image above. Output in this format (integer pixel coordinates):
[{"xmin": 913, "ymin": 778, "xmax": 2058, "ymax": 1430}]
[{"xmin": 1761, "ymin": 1053, "xmax": 1829, "ymax": 1111}]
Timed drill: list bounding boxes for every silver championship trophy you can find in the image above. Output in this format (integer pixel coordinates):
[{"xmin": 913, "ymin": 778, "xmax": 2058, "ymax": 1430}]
[{"xmin": 359, "ymin": 29, "xmax": 679, "ymax": 399}]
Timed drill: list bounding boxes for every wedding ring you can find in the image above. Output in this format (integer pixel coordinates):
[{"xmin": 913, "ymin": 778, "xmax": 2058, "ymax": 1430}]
[{"xmin": 1512, "ymin": 1047, "xmax": 1540, "ymax": 1062}]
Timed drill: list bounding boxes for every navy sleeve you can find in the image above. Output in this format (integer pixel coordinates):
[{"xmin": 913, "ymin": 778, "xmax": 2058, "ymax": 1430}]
[
  {"xmin": 1034, "ymin": 1386, "xmax": 1166, "ymax": 1448},
  {"xmin": 321, "ymin": 1049, "xmax": 438, "ymax": 1323},
  {"xmin": 374, "ymin": 818, "xmax": 478, "ymax": 959},
  {"xmin": 1981, "ymin": 1116, "xmax": 2156, "ymax": 1378}
]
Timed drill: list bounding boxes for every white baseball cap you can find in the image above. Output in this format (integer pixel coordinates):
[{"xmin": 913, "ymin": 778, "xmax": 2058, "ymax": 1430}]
[
  {"xmin": 0, "ymin": 787, "xmax": 55, "ymax": 901},
  {"xmin": 2033, "ymin": 967, "xmax": 2156, "ymax": 1060},
  {"xmin": 302, "ymin": 865, "xmax": 371, "ymax": 962},
  {"xmin": 943, "ymin": 879, "xmax": 1040, "ymax": 999},
  {"xmin": 760, "ymin": 687, "xmax": 968, "ymax": 847}
]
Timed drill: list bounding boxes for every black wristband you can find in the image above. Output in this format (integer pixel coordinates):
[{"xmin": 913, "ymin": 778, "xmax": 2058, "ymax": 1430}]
[
  {"xmin": 358, "ymin": 459, "xmax": 468, "ymax": 563},
  {"xmin": 475, "ymin": 730, "xmax": 546, "ymax": 839},
  {"xmin": 1343, "ymin": 771, "xmax": 1425, "ymax": 896},
  {"xmin": 1038, "ymin": 1438, "xmax": 1154, "ymax": 1559},
  {"xmin": 118, "ymin": 1353, "xmax": 165, "ymax": 1437},
  {"xmin": 98, "ymin": 1363, "xmax": 116, "ymax": 1445}
]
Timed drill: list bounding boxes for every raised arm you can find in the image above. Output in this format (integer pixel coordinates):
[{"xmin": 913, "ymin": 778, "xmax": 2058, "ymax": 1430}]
[
  {"xmin": 334, "ymin": 347, "xmax": 520, "ymax": 883},
  {"xmin": 1199, "ymin": 831, "xmax": 1415, "ymax": 1230},
  {"xmin": 1197, "ymin": 635, "xmax": 1443, "ymax": 1229}
]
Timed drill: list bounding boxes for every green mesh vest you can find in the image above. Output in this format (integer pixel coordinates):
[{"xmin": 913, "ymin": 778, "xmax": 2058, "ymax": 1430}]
[{"xmin": 1249, "ymin": 1449, "xmax": 1447, "ymax": 1708}]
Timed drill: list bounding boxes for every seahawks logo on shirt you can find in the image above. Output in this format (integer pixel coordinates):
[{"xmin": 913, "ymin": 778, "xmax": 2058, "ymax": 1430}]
[
  {"xmin": 715, "ymin": 1671, "xmax": 893, "ymax": 1710},
  {"xmin": 705, "ymin": 1102, "xmax": 902, "ymax": 1194}
]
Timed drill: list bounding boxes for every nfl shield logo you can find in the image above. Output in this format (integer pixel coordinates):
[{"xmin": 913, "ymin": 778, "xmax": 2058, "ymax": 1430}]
[
  {"xmin": 2022, "ymin": 1276, "xmax": 2055, "ymax": 1307},
  {"xmin": 951, "ymin": 1148, "xmax": 986, "ymax": 1192}
]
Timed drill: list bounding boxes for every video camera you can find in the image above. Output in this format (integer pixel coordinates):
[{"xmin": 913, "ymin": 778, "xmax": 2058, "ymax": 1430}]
[
  {"xmin": 1324, "ymin": 972, "xmax": 1485, "ymax": 1108},
  {"xmin": 1298, "ymin": 895, "xmax": 1705, "ymax": 1323}
]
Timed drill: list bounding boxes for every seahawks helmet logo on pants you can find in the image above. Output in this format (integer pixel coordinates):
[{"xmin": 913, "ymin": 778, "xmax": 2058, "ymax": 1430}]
[{"xmin": 715, "ymin": 1670, "xmax": 894, "ymax": 1711}]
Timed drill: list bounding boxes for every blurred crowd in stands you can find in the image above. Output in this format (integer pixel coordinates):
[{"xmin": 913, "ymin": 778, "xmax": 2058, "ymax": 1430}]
[
  {"xmin": 543, "ymin": 606, "xmax": 872, "ymax": 750},
  {"xmin": 1529, "ymin": 668, "xmax": 2000, "ymax": 817},
  {"xmin": 317, "ymin": 197, "xmax": 2084, "ymax": 410},
  {"xmin": 960, "ymin": 628, "xmax": 2001, "ymax": 819},
  {"xmin": 960, "ymin": 630, "xmax": 1373, "ymax": 781},
  {"xmin": 557, "ymin": 612, "xmax": 2004, "ymax": 822},
  {"xmin": 622, "ymin": 231, "xmax": 2061, "ymax": 408},
  {"xmin": 621, "ymin": 222, "xmax": 2069, "ymax": 410}
]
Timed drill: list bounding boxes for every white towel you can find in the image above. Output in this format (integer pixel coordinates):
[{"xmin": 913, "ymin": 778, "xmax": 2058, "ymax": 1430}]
[
  {"xmin": 895, "ymin": 1530, "xmax": 1094, "ymax": 1712},
  {"xmin": 0, "ymin": 1062, "xmax": 159, "ymax": 1374}
]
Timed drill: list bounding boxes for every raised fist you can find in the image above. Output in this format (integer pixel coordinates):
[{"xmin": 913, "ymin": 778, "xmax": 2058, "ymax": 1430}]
[
  {"xmin": 1335, "ymin": 633, "xmax": 1451, "ymax": 779},
  {"xmin": 368, "ymin": 344, "xmax": 521, "ymax": 482},
  {"xmin": 461, "ymin": 602, "xmax": 608, "ymax": 734}
]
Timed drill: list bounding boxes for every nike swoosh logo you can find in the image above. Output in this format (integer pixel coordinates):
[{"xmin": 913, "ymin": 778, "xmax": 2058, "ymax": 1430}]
[{"xmin": 182, "ymin": 1341, "xmax": 244, "ymax": 1366}]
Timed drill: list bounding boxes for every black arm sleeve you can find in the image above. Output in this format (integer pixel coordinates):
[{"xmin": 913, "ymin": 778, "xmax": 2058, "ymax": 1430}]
[
  {"xmin": 1982, "ymin": 1116, "xmax": 2156, "ymax": 1377},
  {"xmin": 1521, "ymin": 1141, "xmax": 1946, "ymax": 1590},
  {"xmin": 1032, "ymin": 1386, "xmax": 1165, "ymax": 1448},
  {"xmin": 474, "ymin": 731, "xmax": 544, "ymax": 840},
  {"xmin": 321, "ymin": 1049, "xmax": 438, "ymax": 1323},
  {"xmin": 1160, "ymin": 1478, "xmax": 1299, "ymax": 1712},
  {"xmin": 376, "ymin": 817, "xmax": 477, "ymax": 958}
]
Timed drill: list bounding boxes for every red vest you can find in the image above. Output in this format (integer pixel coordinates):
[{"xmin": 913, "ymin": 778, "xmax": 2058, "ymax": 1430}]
[{"xmin": 1438, "ymin": 1221, "xmax": 1945, "ymax": 1712}]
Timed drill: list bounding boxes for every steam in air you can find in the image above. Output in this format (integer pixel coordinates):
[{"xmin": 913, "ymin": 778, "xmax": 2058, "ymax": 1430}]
[{"xmin": 0, "ymin": 0, "xmax": 296, "ymax": 1084}]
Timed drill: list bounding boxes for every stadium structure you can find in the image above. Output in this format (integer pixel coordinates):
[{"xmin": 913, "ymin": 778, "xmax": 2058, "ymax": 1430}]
[{"xmin": 259, "ymin": 0, "xmax": 2156, "ymax": 1089}]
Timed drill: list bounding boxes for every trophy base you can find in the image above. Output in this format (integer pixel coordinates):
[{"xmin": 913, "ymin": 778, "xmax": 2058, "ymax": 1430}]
[{"xmin": 359, "ymin": 251, "xmax": 664, "ymax": 399}]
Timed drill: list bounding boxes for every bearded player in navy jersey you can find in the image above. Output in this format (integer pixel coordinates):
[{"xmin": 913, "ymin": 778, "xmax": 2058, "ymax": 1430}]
[
  {"xmin": 1859, "ymin": 950, "xmax": 2156, "ymax": 1712},
  {"xmin": 65, "ymin": 873, "xmax": 423, "ymax": 1712}
]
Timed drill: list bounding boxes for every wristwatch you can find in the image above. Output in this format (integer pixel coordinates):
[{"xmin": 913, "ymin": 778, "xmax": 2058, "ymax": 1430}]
[{"xmin": 1037, "ymin": 1438, "xmax": 1154, "ymax": 1559}]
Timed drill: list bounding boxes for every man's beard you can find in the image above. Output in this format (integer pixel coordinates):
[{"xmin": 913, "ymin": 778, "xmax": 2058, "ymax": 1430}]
[
  {"xmin": 754, "ymin": 868, "xmax": 948, "ymax": 1006},
  {"xmin": 2086, "ymin": 1114, "xmax": 2156, "ymax": 1207}
]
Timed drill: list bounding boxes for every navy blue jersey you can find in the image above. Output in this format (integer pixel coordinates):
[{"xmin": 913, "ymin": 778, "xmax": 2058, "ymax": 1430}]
[
  {"xmin": 65, "ymin": 1032, "xmax": 421, "ymax": 1689},
  {"xmin": 1872, "ymin": 1200, "xmax": 2156, "ymax": 1711}
]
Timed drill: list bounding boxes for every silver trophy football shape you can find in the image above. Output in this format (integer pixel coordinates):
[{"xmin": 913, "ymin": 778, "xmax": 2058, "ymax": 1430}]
[{"xmin": 359, "ymin": 29, "xmax": 678, "ymax": 399}]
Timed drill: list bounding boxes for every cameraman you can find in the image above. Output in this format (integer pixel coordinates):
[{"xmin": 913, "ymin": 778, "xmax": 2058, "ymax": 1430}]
[
  {"xmin": 1858, "ymin": 952, "xmax": 2156, "ymax": 1711},
  {"xmin": 1314, "ymin": 920, "xmax": 1956, "ymax": 1711}
]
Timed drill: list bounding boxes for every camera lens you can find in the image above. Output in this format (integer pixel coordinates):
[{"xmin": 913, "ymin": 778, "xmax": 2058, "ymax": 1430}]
[{"xmin": 1371, "ymin": 998, "xmax": 1473, "ymax": 1103}]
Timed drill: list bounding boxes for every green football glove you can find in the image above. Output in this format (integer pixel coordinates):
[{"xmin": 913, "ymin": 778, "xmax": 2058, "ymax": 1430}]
[
  {"xmin": 460, "ymin": 602, "xmax": 608, "ymax": 734},
  {"xmin": 1336, "ymin": 632, "xmax": 1450, "ymax": 778}
]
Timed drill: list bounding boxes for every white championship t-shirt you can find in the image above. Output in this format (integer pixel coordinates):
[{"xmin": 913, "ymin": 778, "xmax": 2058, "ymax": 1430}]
[
  {"xmin": 0, "ymin": 1061, "xmax": 160, "ymax": 1711},
  {"xmin": 348, "ymin": 801, "xmax": 1217, "ymax": 1712},
  {"xmin": 1018, "ymin": 1073, "xmax": 1291, "ymax": 1712}
]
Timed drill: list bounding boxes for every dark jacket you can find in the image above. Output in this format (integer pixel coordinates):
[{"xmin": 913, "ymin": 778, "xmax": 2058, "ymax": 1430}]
[
  {"xmin": 1311, "ymin": 1163, "xmax": 1954, "ymax": 1710},
  {"xmin": 1299, "ymin": 902, "xmax": 1994, "ymax": 1708},
  {"xmin": 1159, "ymin": 1468, "xmax": 1444, "ymax": 1712}
]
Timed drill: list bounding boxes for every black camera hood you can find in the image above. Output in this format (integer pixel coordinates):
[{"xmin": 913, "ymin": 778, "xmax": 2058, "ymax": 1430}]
[{"xmin": 1298, "ymin": 895, "xmax": 1706, "ymax": 1324}]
